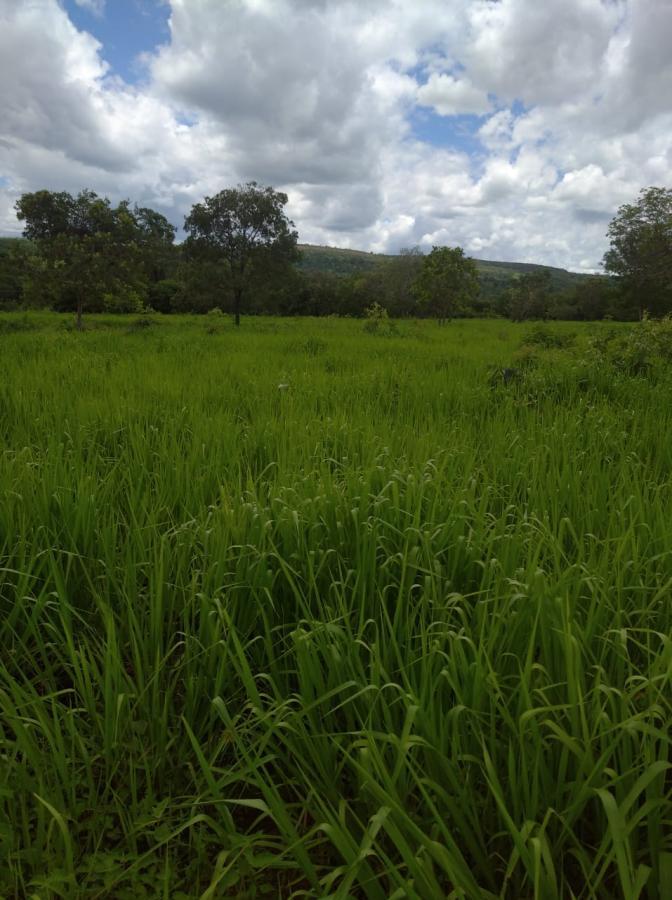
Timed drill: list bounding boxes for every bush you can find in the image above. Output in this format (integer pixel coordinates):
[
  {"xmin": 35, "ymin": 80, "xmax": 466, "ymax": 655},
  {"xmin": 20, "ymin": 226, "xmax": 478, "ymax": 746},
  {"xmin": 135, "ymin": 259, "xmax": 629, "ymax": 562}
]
[
  {"xmin": 363, "ymin": 302, "xmax": 397, "ymax": 335},
  {"xmin": 588, "ymin": 315, "xmax": 672, "ymax": 376},
  {"xmin": 522, "ymin": 326, "xmax": 575, "ymax": 349},
  {"xmin": 147, "ymin": 279, "xmax": 181, "ymax": 314},
  {"xmin": 103, "ymin": 288, "xmax": 145, "ymax": 314},
  {"xmin": 488, "ymin": 345, "xmax": 540, "ymax": 389},
  {"xmin": 205, "ymin": 307, "xmax": 225, "ymax": 334}
]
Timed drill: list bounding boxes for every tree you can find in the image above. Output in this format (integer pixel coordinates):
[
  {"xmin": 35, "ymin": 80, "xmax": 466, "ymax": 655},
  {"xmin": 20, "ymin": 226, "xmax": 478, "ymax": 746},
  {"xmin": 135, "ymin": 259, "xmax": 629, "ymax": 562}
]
[
  {"xmin": 603, "ymin": 186, "xmax": 672, "ymax": 319},
  {"xmin": 550, "ymin": 275, "xmax": 620, "ymax": 321},
  {"xmin": 183, "ymin": 182, "xmax": 298, "ymax": 326},
  {"xmin": 133, "ymin": 205, "xmax": 178, "ymax": 285},
  {"xmin": 507, "ymin": 269, "xmax": 552, "ymax": 321},
  {"xmin": 15, "ymin": 189, "xmax": 165, "ymax": 328},
  {"xmin": 412, "ymin": 246, "xmax": 479, "ymax": 323},
  {"xmin": 129, "ymin": 205, "xmax": 178, "ymax": 312},
  {"xmin": 0, "ymin": 238, "xmax": 34, "ymax": 309},
  {"xmin": 379, "ymin": 247, "xmax": 424, "ymax": 317}
]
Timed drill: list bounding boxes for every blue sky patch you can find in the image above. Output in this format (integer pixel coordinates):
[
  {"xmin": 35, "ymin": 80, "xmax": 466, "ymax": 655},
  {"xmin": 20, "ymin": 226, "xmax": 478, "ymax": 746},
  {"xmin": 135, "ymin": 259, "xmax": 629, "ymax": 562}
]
[
  {"xmin": 409, "ymin": 108, "xmax": 487, "ymax": 162},
  {"xmin": 63, "ymin": 0, "xmax": 170, "ymax": 83}
]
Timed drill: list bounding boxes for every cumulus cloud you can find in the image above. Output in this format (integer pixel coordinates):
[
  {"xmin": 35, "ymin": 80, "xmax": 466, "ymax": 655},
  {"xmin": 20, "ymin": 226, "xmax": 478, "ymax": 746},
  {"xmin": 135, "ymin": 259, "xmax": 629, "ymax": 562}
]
[
  {"xmin": 464, "ymin": 0, "xmax": 622, "ymax": 107},
  {"xmin": 417, "ymin": 73, "xmax": 491, "ymax": 117},
  {"xmin": 73, "ymin": 0, "xmax": 106, "ymax": 16},
  {"xmin": 0, "ymin": 0, "xmax": 670, "ymax": 271}
]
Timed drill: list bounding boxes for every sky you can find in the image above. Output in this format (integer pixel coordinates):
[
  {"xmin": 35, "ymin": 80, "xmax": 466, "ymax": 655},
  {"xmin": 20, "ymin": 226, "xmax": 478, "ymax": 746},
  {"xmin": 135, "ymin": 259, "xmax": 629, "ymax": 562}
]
[{"xmin": 0, "ymin": 0, "xmax": 670, "ymax": 272}]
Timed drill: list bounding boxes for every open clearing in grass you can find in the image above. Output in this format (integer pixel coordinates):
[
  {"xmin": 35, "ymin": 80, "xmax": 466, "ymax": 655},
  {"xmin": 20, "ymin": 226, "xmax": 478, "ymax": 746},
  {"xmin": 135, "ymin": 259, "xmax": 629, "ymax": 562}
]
[{"xmin": 0, "ymin": 313, "xmax": 670, "ymax": 898}]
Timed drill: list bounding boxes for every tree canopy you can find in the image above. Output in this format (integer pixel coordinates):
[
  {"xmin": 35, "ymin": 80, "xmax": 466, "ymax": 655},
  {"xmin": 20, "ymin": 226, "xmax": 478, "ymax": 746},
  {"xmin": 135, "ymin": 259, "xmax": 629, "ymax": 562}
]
[
  {"xmin": 15, "ymin": 189, "xmax": 176, "ymax": 328},
  {"xmin": 603, "ymin": 186, "xmax": 672, "ymax": 319},
  {"xmin": 412, "ymin": 246, "xmax": 480, "ymax": 323},
  {"xmin": 183, "ymin": 182, "xmax": 298, "ymax": 325},
  {"xmin": 8, "ymin": 182, "xmax": 672, "ymax": 323},
  {"xmin": 506, "ymin": 270, "xmax": 552, "ymax": 321}
]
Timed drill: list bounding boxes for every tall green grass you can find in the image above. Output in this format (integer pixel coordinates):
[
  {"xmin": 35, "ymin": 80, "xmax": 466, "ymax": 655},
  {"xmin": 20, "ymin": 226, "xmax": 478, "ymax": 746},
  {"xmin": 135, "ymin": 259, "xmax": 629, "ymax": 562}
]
[{"xmin": 0, "ymin": 313, "xmax": 670, "ymax": 898}]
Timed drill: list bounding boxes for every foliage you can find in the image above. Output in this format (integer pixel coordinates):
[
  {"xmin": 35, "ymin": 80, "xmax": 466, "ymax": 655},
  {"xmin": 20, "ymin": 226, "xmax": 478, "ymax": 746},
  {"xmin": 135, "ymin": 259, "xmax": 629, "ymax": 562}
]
[
  {"xmin": 506, "ymin": 269, "xmax": 552, "ymax": 320},
  {"xmin": 204, "ymin": 306, "xmax": 225, "ymax": 334},
  {"xmin": 522, "ymin": 325, "xmax": 576, "ymax": 349},
  {"xmin": 2, "ymin": 234, "xmax": 607, "ymax": 321},
  {"xmin": 376, "ymin": 246, "xmax": 424, "ymax": 317},
  {"xmin": 412, "ymin": 245, "xmax": 480, "ymax": 322},
  {"xmin": 588, "ymin": 313, "xmax": 672, "ymax": 375},
  {"xmin": 172, "ymin": 258, "xmax": 231, "ymax": 313},
  {"xmin": 301, "ymin": 254, "xmax": 603, "ymax": 321},
  {"xmin": 362, "ymin": 301, "xmax": 397, "ymax": 334},
  {"xmin": 131, "ymin": 204, "xmax": 178, "ymax": 288},
  {"xmin": 8, "ymin": 184, "xmax": 672, "ymax": 325},
  {"xmin": 297, "ymin": 244, "xmax": 589, "ymax": 300},
  {"xmin": 604, "ymin": 186, "xmax": 672, "ymax": 319},
  {"xmin": 297, "ymin": 243, "xmax": 388, "ymax": 276},
  {"xmin": 146, "ymin": 277, "xmax": 182, "ymax": 314},
  {"xmin": 278, "ymin": 269, "xmax": 340, "ymax": 316},
  {"xmin": 184, "ymin": 182, "xmax": 298, "ymax": 325},
  {"xmin": 102, "ymin": 287, "xmax": 146, "ymax": 314},
  {"xmin": 551, "ymin": 274, "xmax": 623, "ymax": 320},
  {"xmin": 14, "ymin": 190, "xmax": 175, "ymax": 328},
  {"xmin": 0, "ymin": 238, "xmax": 34, "ymax": 308},
  {"xmin": 0, "ymin": 314, "xmax": 670, "ymax": 898}
]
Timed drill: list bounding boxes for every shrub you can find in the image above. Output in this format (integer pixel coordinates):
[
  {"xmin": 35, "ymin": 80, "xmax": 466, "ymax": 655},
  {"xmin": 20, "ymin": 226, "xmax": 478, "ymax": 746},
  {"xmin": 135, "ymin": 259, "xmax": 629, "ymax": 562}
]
[
  {"xmin": 103, "ymin": 288, "xmax": 145, "ymax": 314},
  {"xmin": 363, "ymin": 302, "xmax": 397, "ymax": 335},
  {"xmin": 147, "ymin": 279, "xmax": 181, "ymax": 314},
  {"xmin": 588, "ymin": 315, "xmax": 672, "ymax": 376},
  {"xmin": 205, "ymin": 307, "xmax": 225, "ymax": 334},
  {"xmin": 522, "ymin": 326, "xmax": 576, "ymax": 349}
]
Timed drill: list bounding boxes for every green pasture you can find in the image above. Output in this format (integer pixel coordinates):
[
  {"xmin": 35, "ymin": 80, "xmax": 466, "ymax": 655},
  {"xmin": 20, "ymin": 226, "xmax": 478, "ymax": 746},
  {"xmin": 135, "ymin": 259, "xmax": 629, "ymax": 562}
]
[{"xmin": 0, "ymin": 313, "xmax": 670, "ymax": 898}]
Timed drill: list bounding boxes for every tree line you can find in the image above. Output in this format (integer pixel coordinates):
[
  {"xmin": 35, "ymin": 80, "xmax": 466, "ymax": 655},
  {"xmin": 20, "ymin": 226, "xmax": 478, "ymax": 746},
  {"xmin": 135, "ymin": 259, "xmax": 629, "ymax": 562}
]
[{"xmin": 0, "ymin": 183, "xmax": 669, "ymax": 326}]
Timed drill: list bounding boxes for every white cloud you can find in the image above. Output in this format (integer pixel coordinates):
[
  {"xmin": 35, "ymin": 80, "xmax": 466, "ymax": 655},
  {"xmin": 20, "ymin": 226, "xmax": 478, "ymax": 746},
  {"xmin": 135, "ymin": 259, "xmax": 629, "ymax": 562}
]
[
  {"xmin": 73, "ymin": 0, "xmax": 106, "ymax": 16},
  {"xmin": 464, "ymin": 0, "xmax": 623, "ymax": 106},
  {"xmin": 478, "ymin": 109, "xmax": 515, "ymax": 150},
  {"xmin": 0, "ymin": 0, "xmax": 670, "ymax": 273},
  {"xmin": 417, "ymin": 73, "xmax": 491, "ymax": 117}
]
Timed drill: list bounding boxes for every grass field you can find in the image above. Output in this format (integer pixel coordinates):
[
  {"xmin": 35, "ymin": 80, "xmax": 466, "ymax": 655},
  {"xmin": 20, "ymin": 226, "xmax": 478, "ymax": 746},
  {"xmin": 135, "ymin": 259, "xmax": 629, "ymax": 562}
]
[{"xmin": 0, "ymin": 312, "xmax": 670, "ymax": 899}]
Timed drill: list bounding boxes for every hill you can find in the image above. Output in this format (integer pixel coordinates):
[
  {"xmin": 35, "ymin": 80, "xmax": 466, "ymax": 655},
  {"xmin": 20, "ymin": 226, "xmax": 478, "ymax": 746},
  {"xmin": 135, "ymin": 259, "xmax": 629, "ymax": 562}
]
[{"xmin": 297, "ymin": 243, "xmax": 589, "ymax": 294}]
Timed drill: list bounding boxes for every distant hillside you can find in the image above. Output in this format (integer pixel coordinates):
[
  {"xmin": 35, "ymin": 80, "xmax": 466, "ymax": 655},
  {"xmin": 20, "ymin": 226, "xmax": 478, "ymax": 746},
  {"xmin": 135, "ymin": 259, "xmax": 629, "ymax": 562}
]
[
  {"xmin": 297, "ymin": 243, "xmax": 589, "ymax": 294},
  {"xmin": 298, "ymin": 244, "xmax": 393, "ymax": 276}
]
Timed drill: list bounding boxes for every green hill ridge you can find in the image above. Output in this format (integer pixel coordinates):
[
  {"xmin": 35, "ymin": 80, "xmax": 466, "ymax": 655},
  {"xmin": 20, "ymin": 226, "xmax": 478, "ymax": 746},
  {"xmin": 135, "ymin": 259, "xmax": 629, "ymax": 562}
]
[{"xmin": 297, "ymin": 243, "xmax": 590, "ymax": 293}]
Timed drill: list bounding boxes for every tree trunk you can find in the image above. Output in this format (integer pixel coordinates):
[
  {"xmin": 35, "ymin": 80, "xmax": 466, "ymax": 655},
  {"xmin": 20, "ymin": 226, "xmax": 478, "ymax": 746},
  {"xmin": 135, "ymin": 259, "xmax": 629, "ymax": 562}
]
[
  {"xmin": 76, "ymin": 297, "xmax": 83, "ymax": 332},
  {"xmin": 234, "ymin": 288, "xmax": 241, "ymax": 327}
]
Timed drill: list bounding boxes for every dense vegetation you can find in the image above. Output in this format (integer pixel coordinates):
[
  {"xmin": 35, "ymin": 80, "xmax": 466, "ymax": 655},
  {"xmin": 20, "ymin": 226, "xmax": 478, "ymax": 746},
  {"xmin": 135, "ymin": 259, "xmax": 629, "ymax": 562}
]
[
  {"xmin": 1, "ymin": 313, "xmax": 671, "ymax": 898},
  {"xmin": 298, "ymin": 244, "xmax": 588, "ymax": 293},
  {"xmin": 0, "ymin": 237, "xmax": 31, "ymax": 307},
  {"xmin": 0, "ymin": 234, "xmax": 616, "ymax": 321},
  {"xmin": 2, "ymin": 184, "xmax": 669, "ymax": 322}
]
